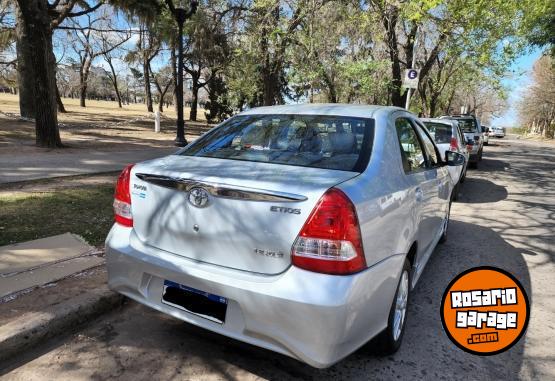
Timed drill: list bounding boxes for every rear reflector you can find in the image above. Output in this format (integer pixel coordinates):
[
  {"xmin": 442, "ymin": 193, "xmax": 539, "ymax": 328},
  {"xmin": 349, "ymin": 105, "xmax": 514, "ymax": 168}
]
[
  {"xmin": 114, "ymin": 164, "xmax": 134, "ymax": 227},
  {"xmin": 292, "ymin": 188, "xmax": 366, "ymax": 275}
]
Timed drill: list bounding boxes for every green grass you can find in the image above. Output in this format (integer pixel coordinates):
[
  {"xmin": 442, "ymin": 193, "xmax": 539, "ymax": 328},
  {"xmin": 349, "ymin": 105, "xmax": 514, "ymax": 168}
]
[{"xmin": 0, "ymin": 185, "xmax": 114, "ymax": 247}]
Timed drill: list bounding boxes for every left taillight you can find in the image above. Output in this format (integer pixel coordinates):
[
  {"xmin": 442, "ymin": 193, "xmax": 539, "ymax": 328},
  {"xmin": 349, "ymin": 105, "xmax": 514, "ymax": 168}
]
[
  {"xmin": 449, "ymin": 137, "xmax": 459, "ymax": 151},
  {"xmin": 113, "ymin": 164, "xmax": 135, "ymax": 227}
]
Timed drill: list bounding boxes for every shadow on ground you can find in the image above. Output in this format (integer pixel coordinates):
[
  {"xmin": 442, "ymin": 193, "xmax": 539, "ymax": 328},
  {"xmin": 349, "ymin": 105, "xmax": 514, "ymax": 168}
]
[{"xmin": 0, "ymin": 221, "xmax": 532, "ymax": 381}]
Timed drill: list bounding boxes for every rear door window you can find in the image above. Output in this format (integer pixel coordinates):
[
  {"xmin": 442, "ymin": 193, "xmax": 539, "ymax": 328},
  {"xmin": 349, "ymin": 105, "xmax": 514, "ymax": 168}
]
[
  {"xmin": 413, "ymin": 122, "xmax": 440, "ymax": 167},
  {"xmin": 179, "ymin": 114, "xmax": 374, "ymax": 172},
  {"xmin": 395, "ymin": 118, "xmax": 427, "ymax": 173}
]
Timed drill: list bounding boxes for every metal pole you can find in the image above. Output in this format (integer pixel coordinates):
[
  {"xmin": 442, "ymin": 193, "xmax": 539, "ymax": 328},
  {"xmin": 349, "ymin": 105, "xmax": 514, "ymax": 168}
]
[
  {"xmin": 175, "ymin": 17, "xmax": 187, "ymax": 146},
  {"xmin": 405, "ymin": 31, "xmax": 418, "ymax": 111}
]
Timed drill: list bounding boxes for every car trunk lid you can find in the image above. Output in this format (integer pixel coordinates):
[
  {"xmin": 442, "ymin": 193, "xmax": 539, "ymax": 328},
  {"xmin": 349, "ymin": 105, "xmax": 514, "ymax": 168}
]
[{"xmin": 129, "ymin": 155, "xmax": 359, "ymax": 274}]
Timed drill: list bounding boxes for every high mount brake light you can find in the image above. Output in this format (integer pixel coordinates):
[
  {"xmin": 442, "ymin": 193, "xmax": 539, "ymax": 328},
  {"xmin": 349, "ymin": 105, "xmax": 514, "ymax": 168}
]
[
  {"xmin": 114, "ymin": 164, "xmax": 135, "ymax": 227},
  {"xmin": 292, "ymin": 188, "xmax": 366, "ymax": 275}
]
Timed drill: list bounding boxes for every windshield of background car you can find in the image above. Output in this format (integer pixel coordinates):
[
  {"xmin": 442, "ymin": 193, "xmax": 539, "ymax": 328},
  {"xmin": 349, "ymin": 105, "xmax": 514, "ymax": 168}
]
[
  {"xmin": 452, "ymin": 118, "xmax": 477, "ymax": 133},
  {"xmin": 423, "ymin": 122, "xmax": 453, "ymax": 144},
  {"xmin": 180, "ymin": 114, "xmax": 374, "ymax": 172}
]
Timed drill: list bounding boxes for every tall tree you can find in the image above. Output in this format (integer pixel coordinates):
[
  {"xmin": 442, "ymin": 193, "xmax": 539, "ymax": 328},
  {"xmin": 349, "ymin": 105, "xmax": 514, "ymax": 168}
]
[
  {"xmin": 68, "ymin": 12, "xmax": 130, "ymax": 107},
  {"xmin": 183, "ymin": 6, "xmax": 230, "ymax": 120},
  {"xmin": 518, "ymin": 55, "xmax": 555, "ymax": 137},
  {"xmin": 15, "ymin": 0, "xmax": 102, "ymax": 147},
  {"xmin": 150, "ymin": 64, "xmax": 173, "ymax": 112}
]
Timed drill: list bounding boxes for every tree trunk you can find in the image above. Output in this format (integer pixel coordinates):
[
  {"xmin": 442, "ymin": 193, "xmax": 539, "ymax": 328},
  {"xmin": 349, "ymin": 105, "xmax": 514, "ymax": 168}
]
[
  {"xmin": 56, "ymin": 85, "xmax": 66, "ymax": 113},
  {"xmin": 322, "ymin": 71, "xmax": 337, "ymax": 103},
  {"xmin": 15, "ymin": 5, "xmax": 35, "ymax": 118},
  {"xmin": 189, "ymin": 77, "xmax": 199, "ymax": 121},
  {"xmin": 79, "ymin": 71, "xmax": 87, "ymax": 107},
  {"xmin": 382, "ymin": 8, "xmax": 407, "ymax": 107},
  {"xmin": 16, "ymin": 0, "xmax": 61, "ymax": 148},
  {"xmin": 143, "ymin": 58, "xmax": 153, "ymax": 113},
  {"xmin": 105, "ymin": 57, "xmax": 122, "ymax": 108}
]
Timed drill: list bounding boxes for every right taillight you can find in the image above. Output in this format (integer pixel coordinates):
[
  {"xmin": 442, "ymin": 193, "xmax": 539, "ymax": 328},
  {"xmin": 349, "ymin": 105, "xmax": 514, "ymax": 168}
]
[
  {"xmin": 113, "ymin": 164, "xmax": 134, "ymax": 227},
  {"xmin": 292, "ymin": 188, "xmax": 366, "ymax": 275}
]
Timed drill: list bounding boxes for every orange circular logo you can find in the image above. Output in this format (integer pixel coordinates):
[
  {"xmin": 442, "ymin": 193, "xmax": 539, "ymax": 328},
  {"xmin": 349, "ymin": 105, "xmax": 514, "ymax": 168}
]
[{"xmin": 440, "ymin": 267, "xmax": 529, "ymax": 355}]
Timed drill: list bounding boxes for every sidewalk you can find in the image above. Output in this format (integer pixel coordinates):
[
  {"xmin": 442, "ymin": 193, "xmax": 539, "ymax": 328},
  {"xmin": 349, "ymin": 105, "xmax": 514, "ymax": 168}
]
[
  {"xmin": 0, "ymin": 234, "xmax": 122, "ymax": 365},
  {"xmin": 0, "ymin": 147, "xmax": 177, "ymax": 184},
  {"xmin": 0, "ymin": 233, "xmax": 103, "ymax": 299}
]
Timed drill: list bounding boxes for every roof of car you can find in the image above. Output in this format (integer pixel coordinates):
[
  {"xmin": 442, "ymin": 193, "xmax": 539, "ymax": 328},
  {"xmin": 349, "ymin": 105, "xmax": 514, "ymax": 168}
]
[
  {"xmin": 239, "ymin": 103, "xmax": 404, "ymax": 118},
  {"xmin": 421, "ymin": 118, "xmax": 456, "ymax": 125},
  {"xmin": 440, "ymin": 115, "xmax": 476, "ymax": 119}
]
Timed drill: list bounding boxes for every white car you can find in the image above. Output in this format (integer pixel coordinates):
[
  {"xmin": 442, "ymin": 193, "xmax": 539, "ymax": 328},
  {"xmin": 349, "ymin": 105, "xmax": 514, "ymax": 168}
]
[
  {"xmin": 421, "ymin": 118, "xmax": 468, "ymax": 199},
  {"xmin": 106, "ymin": 104, "xmax": 463, "ymax": 368},
  {"xmin": 491, "ymin": 126, "xmax": 505, "ymax": 138},
  {"xmin": 482, "ymin": 126, "xmax": 490, "ymax": 146}
]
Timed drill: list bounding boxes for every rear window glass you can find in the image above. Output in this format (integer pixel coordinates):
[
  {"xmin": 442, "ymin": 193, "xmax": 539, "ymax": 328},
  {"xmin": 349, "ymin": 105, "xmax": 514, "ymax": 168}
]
[
  {"xmin": 423, "ymin": 122, "xmax": 453, "ymax": 144},
  {"xmin": 452, "ymin": 118, "xmax": 477, "ymax": 133},
  {"xmin": 179, "ymin": 114, "xmax": 374, "ymax": 172}
]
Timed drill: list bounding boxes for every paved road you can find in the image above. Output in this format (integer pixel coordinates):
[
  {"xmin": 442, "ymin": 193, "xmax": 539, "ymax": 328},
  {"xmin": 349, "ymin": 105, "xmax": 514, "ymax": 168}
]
[
  {"xmin": 2, "ymin": 138, "xmax": 554, "ymax": 380},
  {"xmin": 0, "ymin": 147, "xmax": 177, "ymax": 184}
]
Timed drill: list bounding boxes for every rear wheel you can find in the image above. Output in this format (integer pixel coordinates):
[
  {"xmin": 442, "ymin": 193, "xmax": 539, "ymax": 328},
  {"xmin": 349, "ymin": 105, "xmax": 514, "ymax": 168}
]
[
  {"xmin": 469, "ymin": 160, "xmax": 478, "ymax": 169},
  {"xmin": 375, "ymin": 259, "xmax": 411, "ymax": 355}
]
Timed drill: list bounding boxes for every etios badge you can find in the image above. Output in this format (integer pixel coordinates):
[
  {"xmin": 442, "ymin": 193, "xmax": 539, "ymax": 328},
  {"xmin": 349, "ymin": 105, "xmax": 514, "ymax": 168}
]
[{"xmin": 188, "ymin": 187, "xmax": 210, "ymax": 208}]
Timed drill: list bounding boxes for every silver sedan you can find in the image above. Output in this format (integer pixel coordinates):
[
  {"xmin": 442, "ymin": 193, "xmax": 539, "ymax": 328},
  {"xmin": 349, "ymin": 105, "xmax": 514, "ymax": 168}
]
[{"xmin": 106, "ymin": 104, "xmax": 462, "ymax": 368}]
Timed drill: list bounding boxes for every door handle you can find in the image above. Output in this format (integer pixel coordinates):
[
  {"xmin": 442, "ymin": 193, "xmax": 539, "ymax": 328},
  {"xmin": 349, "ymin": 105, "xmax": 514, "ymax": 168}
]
[{"xmin": 415, "ymin": 187, "xmax": 423, "ymax": 202}]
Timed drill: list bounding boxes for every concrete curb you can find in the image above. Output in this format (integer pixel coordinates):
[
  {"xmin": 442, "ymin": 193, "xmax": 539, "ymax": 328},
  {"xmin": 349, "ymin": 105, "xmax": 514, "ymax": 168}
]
[{"xmin": 0, "ymin": 285, "xmax": 124, "ymax": 364}]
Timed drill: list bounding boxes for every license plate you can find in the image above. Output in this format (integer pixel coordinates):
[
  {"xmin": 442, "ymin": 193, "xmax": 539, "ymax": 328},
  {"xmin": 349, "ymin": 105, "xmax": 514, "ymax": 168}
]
[{"xmin": 161, "ymin": 280, "xmax": 227, "ymax": 324}]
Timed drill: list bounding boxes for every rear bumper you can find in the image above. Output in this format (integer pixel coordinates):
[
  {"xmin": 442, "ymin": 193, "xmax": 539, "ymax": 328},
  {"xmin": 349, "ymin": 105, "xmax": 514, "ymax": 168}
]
[{"xmin": 105, "ymin": 224, "xmax": 404, "ymax": 368}]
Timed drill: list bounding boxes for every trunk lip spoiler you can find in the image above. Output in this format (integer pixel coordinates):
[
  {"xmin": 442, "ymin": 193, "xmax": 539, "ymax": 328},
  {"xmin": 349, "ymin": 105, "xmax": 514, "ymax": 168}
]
[{"xmin": 135, "ymin": 173, "xmax": 308, "ymax": 202}]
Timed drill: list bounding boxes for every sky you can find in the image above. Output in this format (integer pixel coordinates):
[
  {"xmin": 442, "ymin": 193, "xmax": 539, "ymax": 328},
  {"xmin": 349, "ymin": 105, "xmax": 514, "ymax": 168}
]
[{"xmin": 490, "ymin": 48, "xmax": 543, "ymax": 128}]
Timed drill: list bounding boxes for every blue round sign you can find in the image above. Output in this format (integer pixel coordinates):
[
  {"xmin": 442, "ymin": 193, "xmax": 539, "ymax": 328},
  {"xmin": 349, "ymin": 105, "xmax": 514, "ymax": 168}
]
[{"xmin": 408, "ymin": 69, "xmax": 418, "ymax": 79}]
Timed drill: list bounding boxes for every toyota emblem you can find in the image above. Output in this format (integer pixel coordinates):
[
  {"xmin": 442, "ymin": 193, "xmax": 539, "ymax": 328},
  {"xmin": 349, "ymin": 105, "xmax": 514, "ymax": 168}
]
[{"xmin": 188, "ymin": 187, "xmax": 210, "ymax": 208}]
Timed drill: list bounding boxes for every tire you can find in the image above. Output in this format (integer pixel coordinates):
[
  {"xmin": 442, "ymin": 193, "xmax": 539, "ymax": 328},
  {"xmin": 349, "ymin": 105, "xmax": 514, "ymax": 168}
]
[
  {"xmin": 375, "ymin": 259, "xmax": 411, "ymax": 355},
  {"xmin": 460, "ymin": 169, "xmax": 466, "ymax": 183},
  {"xmin": 439, "ymin": 199, "xmax": 452, "ymax": 244},
  {"xmin": 478, "ymin": 149, "xmax": 483, "ymax": 161},
  {"xmin": 469, "ymin": 160, "xmax": 478, "ymax": 169}
]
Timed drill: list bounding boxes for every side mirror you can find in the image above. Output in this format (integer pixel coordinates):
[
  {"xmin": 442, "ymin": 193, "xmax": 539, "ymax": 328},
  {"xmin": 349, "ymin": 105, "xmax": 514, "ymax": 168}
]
[{"xmin": 445, "ymin": 151, "xmax": 465, "ymax": 166}]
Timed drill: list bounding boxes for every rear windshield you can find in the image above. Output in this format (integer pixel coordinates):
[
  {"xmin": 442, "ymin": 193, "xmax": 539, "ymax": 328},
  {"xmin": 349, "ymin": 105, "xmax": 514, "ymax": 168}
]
[
  {"xmin": 451, "ymin": 118, "xmax": 477, "ymax": 133},
  {"xmin": 423, "ymin": 122, "xmax": 453, "ymax": 144},
  {"xmin": 179, "ymin": 114, "xmax": 374, "ymax": 172}
]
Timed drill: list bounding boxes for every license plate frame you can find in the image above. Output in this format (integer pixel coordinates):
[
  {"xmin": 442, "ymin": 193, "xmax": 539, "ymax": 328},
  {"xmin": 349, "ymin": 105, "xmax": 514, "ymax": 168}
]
[{"xmin": 161, "ymin": 280, "xmax": 228, "ymax": 324}]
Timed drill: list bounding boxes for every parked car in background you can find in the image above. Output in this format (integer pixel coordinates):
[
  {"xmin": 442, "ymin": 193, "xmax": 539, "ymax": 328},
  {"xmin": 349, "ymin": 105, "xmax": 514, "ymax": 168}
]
[
  {"xmin": 421, "ymin": 118, "xmax": 468, "ymax": 200},
  {"xmin": 482, "ymin": 126, "xmax": 490, "ymax": 146},
  {"xmin": 440, "ymin": 114, "xmax": 483, "ymax": 168},
  {"xmin": 106, "ymin": 104, "xmax": 464, "ymax": 368},
  {"xmin": 491, "ymin": 126, "xmax": 505, "ymax": 138}
]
